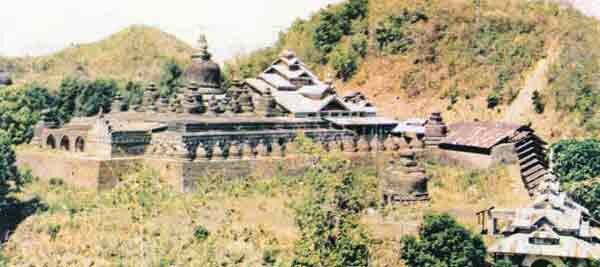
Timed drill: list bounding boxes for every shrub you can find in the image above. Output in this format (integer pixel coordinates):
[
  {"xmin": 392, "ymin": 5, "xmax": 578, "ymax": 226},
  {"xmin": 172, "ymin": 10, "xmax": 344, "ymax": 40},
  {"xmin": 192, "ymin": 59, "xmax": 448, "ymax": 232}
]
[
  {"xmin": 569, "ymin": 180, "xmax": 600, "ymax": 221},
  {"xmin": 0, "ymin": 84, "xmax": 54, "ymax": 144},
  {"xmin": 375, "ymin": 10, "xmax": 427, "ymax": 54},
  {"xmin": 330, "ymin": 46, "xmax": 360, "ymax": 81},
  {"xmin": 400, "ymin": 213, "xmax": 486, "ymax": 267},
  {"xmin": 49, "ymin": 177, "xmax": 65, "ymax": 187},
  {"xmin": 56, "ymin": 77, "xmax": 118, "ymax": 121},
  {"xmin": 158, "ymin": 58, "xmax": 183, "ymax": 98},
  {"xmin": 193, "ymin": 225, "xmax": 210, "ymax": 242},
  {"xmin": 0, "ymin": 131, "xmax": 23, "ymax": 205},
  {"xmin": 487, "ymin": 92, "xmax": 501, "ymax": 109},
  {"xmin": 532, "ymin": 90, "xmax": 545, "ymax": 113},
  {"xmin": 261, "ymin": 248, "xmax": 280, "ymax": 267},
  {"xmin": 290, "ymin": 159, "xmax": 372, "ymax": 267},
  {"xmin": 340, "ymin": 0, "xmax": 369, "ymax": 22},
  {"xmin": 551, "ymin": 139, "xmax": 600, "ymax": 183},
  {"xmin": 351, "ymin": 34, "xmax": 369, "ymax": 58},
  {"xmin": 314, "ymin": 11, "xmax": 346, "ymax": 54},
  {"xmin": 47, "ymin": 223, "xmax": 61, "ymax": 241}
]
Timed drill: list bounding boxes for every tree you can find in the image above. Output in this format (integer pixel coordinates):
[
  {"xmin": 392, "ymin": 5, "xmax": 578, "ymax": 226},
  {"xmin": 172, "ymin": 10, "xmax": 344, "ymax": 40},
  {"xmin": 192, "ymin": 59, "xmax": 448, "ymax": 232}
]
[
  {"xmin": 290, "ymin": 158, "xmax": 371, "ymax": 267},
  {"xmin": 0, "ymin": 84, "xmax": 54, "ymax": 144},
  {"xmin": 56, "ymin": 77, "xmax": 118, "ymax": 121},
  {"xmin": 551, "ymin": 139, "xmax": 600, "ymax": 183},
  {"xmin": 340, "ymin": 0, "xmax": 369, "ymax": 22},
  {"xmin": 0, "ymin": 131, "xmax": 23, "ymax": 209},
  {"xmin": 569, "ymin": 180, "xmax": 600, "ymax": 221},
  {"xmin": 158, "ymin": 59, "xmax": 183, "ymax": 98},
  {"xmin": 400, "ymin": 213, "xmax": 487, "ymax": 267},
  {"xmin": 330, "ymin": 46, "xmax": 359, "ymax": 81},
  {"xmin": 314, "ymin": 11, "xmax": 345, "ymax": 54}
]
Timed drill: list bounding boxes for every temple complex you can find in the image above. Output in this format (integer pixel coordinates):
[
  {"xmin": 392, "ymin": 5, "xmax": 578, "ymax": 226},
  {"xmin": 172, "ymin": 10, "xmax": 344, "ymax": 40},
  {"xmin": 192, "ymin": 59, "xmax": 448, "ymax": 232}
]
[{"xmin": 18, "ymin": 34, "xmax": 403, "ymax": 191}]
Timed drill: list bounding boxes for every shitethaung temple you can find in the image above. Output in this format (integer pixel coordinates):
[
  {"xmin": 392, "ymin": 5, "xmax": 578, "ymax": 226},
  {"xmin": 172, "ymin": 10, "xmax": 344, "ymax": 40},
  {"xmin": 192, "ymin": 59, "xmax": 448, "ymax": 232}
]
[
  {"xmin": 21, "ymin": 35, "xmax": 400, "ymax": 191},
  {"xmin": 15, "ymin": 33, "xmax": 600, "ymax": 266}
]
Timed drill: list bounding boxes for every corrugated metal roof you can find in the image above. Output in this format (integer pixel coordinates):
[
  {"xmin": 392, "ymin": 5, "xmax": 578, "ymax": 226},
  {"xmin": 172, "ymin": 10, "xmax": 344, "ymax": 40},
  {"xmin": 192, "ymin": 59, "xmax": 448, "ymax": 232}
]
[
  {"xmin": 489, "ymin": 233, "xmax": 600, "ymax": 259},
  {"xmin": 298, "ymin": 85, "xmax": 329, "ymax": 99},
  {"xmin": 325, "ymin": 117, "xmax": 398, "ymax": 126},
  {"xmin": 245, "ymin": 78, "xmax": 274, "ymax": 94},
  {"xmin": 441, "ymin": 122, "xmax": 525, "ymax": 149},
  {"xmin": 259, "ymin": 73, "xmax": 296, "ymax": 90},
  {"xmin": 392, "ymin": 119, "xmax": 427, "ymax": 134}
]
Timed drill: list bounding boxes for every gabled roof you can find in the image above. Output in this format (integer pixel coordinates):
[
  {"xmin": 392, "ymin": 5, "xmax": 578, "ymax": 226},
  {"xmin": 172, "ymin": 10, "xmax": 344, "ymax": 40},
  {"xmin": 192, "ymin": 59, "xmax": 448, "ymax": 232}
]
[{"xmin": 441, "ymin": 122, "xmax": 527, "ymax": 150}]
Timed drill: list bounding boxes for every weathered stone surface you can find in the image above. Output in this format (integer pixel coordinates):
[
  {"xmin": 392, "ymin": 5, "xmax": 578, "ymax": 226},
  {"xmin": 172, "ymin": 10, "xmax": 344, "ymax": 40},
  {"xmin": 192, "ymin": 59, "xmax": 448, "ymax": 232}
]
[{"xmin": 381, "ymin": 150, "xmax": 429, "ymax": 204}]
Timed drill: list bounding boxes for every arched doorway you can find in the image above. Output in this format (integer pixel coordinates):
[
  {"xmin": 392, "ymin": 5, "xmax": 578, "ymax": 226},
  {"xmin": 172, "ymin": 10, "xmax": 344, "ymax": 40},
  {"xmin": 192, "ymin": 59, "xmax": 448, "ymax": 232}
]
[
  {"xmin": 60, "ymin": 136, "xmax": 70, "ymax": 151},
  {"xmin": 46, "ymin": 135, "xmax": 56, "ymax": 149},
  {"xmin": 532, "ymin": 259, "xmax": 555, "ymax": 267},
  {"xmin": 75, "ymin": 137, "xmax": 85, "ymax": 152}
]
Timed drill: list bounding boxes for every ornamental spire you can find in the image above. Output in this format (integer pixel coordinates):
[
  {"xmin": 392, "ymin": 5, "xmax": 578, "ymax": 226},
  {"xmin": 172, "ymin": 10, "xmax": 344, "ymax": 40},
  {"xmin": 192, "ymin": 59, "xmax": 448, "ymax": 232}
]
[{"xmin": 193, "ymin": 33, "xmax": 211, "ymax": 61}]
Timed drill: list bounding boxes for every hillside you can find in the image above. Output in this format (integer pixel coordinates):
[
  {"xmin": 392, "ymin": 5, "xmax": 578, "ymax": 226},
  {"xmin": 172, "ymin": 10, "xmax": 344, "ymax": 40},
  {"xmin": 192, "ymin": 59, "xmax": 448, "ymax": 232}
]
[
  {"xmin": 227, "ymin": 0, "xmax": 600, "ymax": 141},
  {"xmin": 0, "ymin": 25, "xmax": 194, "ymax": 88},
  {"xmin": 3, "ymin": 155, "xmax": 528, "ymax": 266}
]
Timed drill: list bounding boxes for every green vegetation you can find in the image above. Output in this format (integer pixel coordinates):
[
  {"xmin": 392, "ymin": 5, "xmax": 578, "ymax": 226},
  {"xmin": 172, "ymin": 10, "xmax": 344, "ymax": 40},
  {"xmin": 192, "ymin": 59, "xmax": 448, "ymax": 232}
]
[
  {"xmin": 570, "ymin": 180, "xmax": 600, "ymax": 221},
  {"xmin": 291, "ymin": 159, "xmax": 372, "ymax": 267},
  {"xmin": 400, "ymin": 213, "xmax": 486, "ymax": 267},
  {"xmin": 158, "ymin": 58, "xmax": 184, "ymax": 98},
  {"xmin": 56, "ymin": 77, "xmax": 118, "ymax": 121},
  {"xmin": 532, "ymin": 90, "xmax": 545, "ymax": 114},
  {"xmin": 551, "ymin": 139, "xmax": 600, "ymax": 221},
  {"xmin": 547, "ymin": 9, "xmax": 600, "ymax": 131},
  {"xmin": 551, "ymin": 139, "xmax": 600, "ymax": 183},
  {"xmin": 0, "ymin": 84, "xmax": 54, "ymax": 144},
  {"xmin": 375, "ymin": 10, "xmax": 427, "ymax": 55}
]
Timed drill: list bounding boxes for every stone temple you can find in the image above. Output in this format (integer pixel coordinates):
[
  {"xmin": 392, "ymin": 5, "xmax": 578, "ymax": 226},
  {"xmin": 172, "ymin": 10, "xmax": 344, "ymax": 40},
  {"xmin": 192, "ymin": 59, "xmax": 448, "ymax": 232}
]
[{"xmin": 19, "ymin": 35, "xmax": 402, "ymax": 191}]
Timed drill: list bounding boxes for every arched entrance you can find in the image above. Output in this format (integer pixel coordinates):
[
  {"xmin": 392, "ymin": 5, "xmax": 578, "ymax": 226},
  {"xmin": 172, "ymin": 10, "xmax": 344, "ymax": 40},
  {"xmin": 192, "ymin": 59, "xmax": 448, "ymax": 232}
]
[
  {"xmin": 532, "ymin": 259, "xmax": 554, "ymax": 267},
  {"xmin": 46, "ymin": 135, "xmax": 56, "ymax": 149},
  {"xmin": 75, "ymin": 137, "xmax": 85, "ymax": 152},
  {"xmin": 60, "ymin": 136, "xmax": 70, "ymax": 151}
]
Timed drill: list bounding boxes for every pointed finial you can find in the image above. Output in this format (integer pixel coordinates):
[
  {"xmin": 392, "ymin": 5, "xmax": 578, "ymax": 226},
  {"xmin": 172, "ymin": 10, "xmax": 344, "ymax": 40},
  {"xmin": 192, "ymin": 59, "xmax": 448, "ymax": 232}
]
[{"xmin": 194, "ymin": 33, "xmax": 211, "ymax": 60}]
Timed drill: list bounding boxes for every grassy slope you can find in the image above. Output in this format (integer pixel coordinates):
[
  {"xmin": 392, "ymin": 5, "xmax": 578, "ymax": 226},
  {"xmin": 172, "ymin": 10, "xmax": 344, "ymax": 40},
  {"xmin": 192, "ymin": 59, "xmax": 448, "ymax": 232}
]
[
  {"xmin": 228, "ymin": 0, "xmax": 600, "ymax": 141},
  {"xmin": 3, "ymin": 157, "xmax": 529, "ymax": 266},
  {"xmin": 0, "ymin": 25, "xmax": 194, "ymax": 89}
]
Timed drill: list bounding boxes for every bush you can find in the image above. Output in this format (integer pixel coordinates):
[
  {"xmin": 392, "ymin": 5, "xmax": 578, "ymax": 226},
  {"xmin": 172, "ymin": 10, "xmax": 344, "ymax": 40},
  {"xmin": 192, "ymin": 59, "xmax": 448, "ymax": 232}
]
[
  {"xmin": 0, "ymin": 131, "xmax": 23, "ymax": 205},
  {"xmin": 56, "ymin": 77, "xmax": 118, "ymax": 121},
  {"xmin": 158, "ymin": 59, "xmax": 183, "ymax": 98},
  {"xmin": 551, "ymin": 139, "xmax": 600, "ymax": 183},
  {"xmin": 314, "ymin": 11, "xmax": 346, "ymax": 54},
  {"xmin": 330, "ymin": 46, "xmax": 360, "ymax": 81},
  {"xmin": 569, "ymin": 180, "xmax": 600, "ymax": 221},
  {"xmin": 487, "ymin": 92, "xmax": 502, "ymax": 109},
  {"xmin": 375, "ymin": 10, "xmax": 427, "ymax": 54},
  {"xmin": 47, "ymin": 223, "xmax": 61, "ymax": 241},
  {"xmin": 193, "ymin": 225, "xmax": 210, "ymax": 242},
  {"xmin": 0, "ymin": 84, "xmax": 54, "ymax": 144},
  {"xmin": 290, "ymin": 159, "xmax": 372, "ymax": 267},
  {"xmin": 532, "ymin": 90, "xmax": 545, "ymax": 113},
  {"xmin": 400, "ymin": 213, "xmax": 486, "ymax": 267},
  {"xmin": 49, "ymin": 177, "xmax": 65, "ymax": 187},
  {"xmin": 351, "ymin": 34, "xmax": 369, "ymax": 58}
]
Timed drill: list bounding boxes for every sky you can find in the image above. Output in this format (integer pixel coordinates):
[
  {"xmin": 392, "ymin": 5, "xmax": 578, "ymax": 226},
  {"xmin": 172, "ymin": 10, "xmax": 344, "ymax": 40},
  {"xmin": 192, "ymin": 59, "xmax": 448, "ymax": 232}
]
[
  {"xmin": 0, "ymin": 0, "xmax": 344, "ymax": 62},
  {"xmin": 2, "ymin": 0, "xmax": 599, "ymax": 62}
]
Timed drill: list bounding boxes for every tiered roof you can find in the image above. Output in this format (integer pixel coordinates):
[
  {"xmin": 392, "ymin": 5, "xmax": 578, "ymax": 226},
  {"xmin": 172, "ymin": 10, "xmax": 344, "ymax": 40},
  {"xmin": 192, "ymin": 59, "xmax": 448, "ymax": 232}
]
[
  {"xmin": 489, "ymin": 175, "xmax": 600, "ymax": 260},
  {"xmin": 244, "ymin": 50, "xmax": 378, "ymax": 116}
]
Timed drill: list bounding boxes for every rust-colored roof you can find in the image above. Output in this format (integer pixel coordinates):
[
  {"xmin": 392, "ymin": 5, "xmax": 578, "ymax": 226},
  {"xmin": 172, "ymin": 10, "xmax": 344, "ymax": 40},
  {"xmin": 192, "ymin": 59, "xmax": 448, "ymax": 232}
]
[{"xmin": 441, "ymin": 122, "xmax": 526, "ymax": 149}]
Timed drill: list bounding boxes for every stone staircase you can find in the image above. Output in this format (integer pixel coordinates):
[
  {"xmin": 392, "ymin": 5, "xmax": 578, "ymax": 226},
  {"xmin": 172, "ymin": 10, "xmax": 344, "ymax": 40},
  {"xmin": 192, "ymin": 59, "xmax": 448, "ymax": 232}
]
[{"xmin": 514, "ymin": 132, "xmax": 548, "ymax": 195}]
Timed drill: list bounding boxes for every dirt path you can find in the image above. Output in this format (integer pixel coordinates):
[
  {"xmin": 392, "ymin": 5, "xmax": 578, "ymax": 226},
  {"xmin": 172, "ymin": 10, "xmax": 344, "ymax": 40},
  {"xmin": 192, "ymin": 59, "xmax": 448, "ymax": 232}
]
[{"xmin": 502, "ymin": 42, "xmax": 560, "ymax": 124}]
